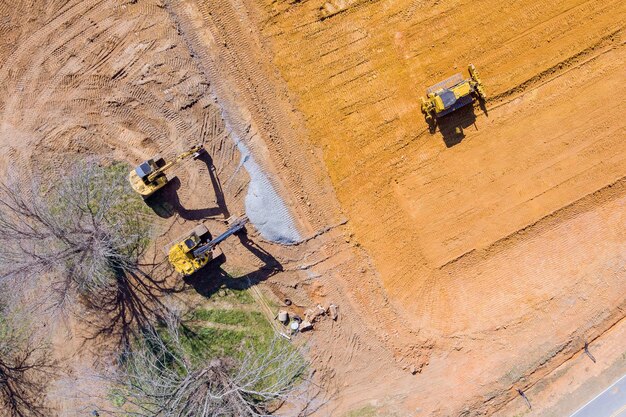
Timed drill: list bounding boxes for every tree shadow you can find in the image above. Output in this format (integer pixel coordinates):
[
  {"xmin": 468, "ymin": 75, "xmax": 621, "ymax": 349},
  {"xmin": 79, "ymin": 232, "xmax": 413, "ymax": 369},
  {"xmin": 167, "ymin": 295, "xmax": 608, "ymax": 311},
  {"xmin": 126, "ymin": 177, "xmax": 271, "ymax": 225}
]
[
  {"xmin": 81, "ymin": 255, "xmax": 186, "ymax": 351},
  {"xmin": 0, "ymin": 312, "xmax": 58, "ymax": 417},
  {"xmin": 435, "ymin": 104, "xmax": 478, "ymax": 148},
  {"xmin": 143, "ymin": 152, "xmax": 230, "ymax": 220},
  {"xmin": 184, "ymin": 231, "xmax": 283, "ymax": 299}
]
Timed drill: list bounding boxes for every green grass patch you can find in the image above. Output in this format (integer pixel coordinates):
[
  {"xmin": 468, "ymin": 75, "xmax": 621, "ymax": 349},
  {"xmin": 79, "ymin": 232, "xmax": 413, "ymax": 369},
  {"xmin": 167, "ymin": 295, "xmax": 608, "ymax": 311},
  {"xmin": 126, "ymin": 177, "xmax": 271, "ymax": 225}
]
[
  {"xmin": 180, "ymin": 325, "xmax": 248, "ymax": 359},
  {"xmin": 216, "ymin": 287, "xmax": 255, "ymax": 305},
  {"xmin": 175, "ymin": 288, "xmax": 274, "ymax": 361},
  {"xmin": 179, "ymin": 311, "xmax": 273, "ymax": 360},
  {"xmin": 344, "ymin": 405, "xmax": 379, "ymax": 417},
  {"xmin": 189, "ymin": 309, "xmax": 265, "ymax": 327}
]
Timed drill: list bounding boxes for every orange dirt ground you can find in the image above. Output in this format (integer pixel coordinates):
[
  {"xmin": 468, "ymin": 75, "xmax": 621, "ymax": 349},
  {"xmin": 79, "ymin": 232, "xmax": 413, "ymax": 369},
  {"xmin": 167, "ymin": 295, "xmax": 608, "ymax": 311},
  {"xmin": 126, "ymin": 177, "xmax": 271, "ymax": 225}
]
[{"xmin": 0, "ymin": 0, "xmax": 624, "ymax": 416}]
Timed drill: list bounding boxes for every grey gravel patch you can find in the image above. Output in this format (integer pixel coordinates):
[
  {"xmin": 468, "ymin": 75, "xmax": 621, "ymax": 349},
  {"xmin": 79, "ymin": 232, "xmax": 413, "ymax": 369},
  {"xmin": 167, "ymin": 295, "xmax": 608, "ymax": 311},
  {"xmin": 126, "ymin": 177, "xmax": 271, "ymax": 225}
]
[{"xmin": 234, "ymin": 137, "xmax": 301, "ymax": 245}]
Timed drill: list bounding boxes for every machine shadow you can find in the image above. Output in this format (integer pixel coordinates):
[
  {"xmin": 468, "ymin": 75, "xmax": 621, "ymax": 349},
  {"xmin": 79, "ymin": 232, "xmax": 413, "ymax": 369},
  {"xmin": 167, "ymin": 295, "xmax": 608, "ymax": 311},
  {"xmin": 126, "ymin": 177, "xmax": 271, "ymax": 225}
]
[
  {"xmin": 196, "ymin": 152, "xmax": 230, "ymax": 219},
  {"xmin": 478, "ymin": 97, "xmax": 489, "ymax": 117},
  {"xmin": 148, "ymin": 150, "xmax": 282, "ymax": 299},
  {"xmin": 435, "ymin": 104, "xmax": 478, "ymax": 148},
  {"xmin": 183, "ymin": 231, "xmax": 284, "ymax": 299},
  {"xmin": 144, "ymin": 152, "xmax": 230, "ymax": 220}
]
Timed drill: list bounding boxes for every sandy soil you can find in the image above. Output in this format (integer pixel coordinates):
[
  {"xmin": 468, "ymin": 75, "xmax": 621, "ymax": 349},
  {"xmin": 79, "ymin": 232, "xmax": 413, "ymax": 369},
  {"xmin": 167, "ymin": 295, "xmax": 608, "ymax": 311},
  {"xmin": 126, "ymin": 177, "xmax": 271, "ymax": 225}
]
[
  {"xmin": 0, "ymin": 0, "xmax": 624, "ymax": 416},
  {"xmin": 175, "ymin": 0, "xmax": 625, "ymax": 414}
]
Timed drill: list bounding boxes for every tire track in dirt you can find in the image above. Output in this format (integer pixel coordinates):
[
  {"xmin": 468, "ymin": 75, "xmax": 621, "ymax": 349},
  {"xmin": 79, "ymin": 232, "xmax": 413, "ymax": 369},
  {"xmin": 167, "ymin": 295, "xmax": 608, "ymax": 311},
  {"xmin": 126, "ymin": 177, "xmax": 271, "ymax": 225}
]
[
  {"xmin": 489, "ymin": 29, "xmax": 623, "ymax": 104},
  {"xmin": 231, "ymin": 0, "xmax": 626, "ymax": 414},
  {"xmin": 167, "ymin": 0, "xmax": 348, "ymax": 233},
  {"xmin": 440, "ymin": 176, "xmax": 626, "ymax": 272},
  {"xmin": 164, "ymin": 0, "xmax": 444, "ymax": 385},
  {"xmin": 0, "ymin": 0, "xmax": 108, "ymax": 85}
]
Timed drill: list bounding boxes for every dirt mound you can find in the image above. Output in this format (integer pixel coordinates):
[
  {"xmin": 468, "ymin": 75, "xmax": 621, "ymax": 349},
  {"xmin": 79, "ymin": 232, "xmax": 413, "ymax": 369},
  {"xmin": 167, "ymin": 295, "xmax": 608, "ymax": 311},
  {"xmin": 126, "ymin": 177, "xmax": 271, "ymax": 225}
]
[{"xmin": 235, "ymin": 136, "xmax": 302, "ymax": 244}]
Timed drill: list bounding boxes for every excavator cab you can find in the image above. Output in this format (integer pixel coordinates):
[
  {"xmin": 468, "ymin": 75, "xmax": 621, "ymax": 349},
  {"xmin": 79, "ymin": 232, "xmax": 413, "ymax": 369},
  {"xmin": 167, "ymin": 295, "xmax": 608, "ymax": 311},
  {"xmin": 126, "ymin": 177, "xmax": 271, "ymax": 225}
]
[
  {"xmin": 182, "ymin": 233, "xmax": 202, "ymax": 253},
  {"xmin": 134, "ymin": 157, "xmax": 166, "ymax": 183},
  {"xmin": 168, "ymin": 224, "xmax": 212, "ymax": 276},
  {"xmin": 128, "ymin": 145, "xmax": 204, "ymax": 198},
  {"xmin": 168, "ymin": 217, "xmax": 248, "ymax": 276}
]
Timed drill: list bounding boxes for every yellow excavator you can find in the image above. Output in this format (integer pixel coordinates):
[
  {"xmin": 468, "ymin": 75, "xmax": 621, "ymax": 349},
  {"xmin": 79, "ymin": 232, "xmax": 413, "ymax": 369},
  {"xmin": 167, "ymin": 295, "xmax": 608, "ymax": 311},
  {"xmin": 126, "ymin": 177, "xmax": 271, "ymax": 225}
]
[
  {"xmin": 168, "ymin": 216, "xmax": 249, "ymax": 276},
  {"xmin": 128, "ymin": 145, "xmax": 205, "ymax": 198},
  {"xmin": 420, "ymin": 64, "xmax": 486, "ymax": 121}
]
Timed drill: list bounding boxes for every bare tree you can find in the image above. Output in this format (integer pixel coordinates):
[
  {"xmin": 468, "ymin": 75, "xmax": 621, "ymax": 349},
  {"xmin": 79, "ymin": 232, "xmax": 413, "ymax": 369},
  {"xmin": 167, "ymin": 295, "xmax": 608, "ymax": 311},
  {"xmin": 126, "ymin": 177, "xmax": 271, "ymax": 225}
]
[
  {"xmin": 0, "ymin": 309, "xmax": 56, "ymax": 417},
  {"xmin": 96, "ymin": 316, "xmax": 317, "ymax": 417},
  {"xmin": 0, "ymin": 163, "xmax": 325, "ymax": 415},
  {"xmin": 0, "ymin": 163, "xmax": 180, "ymax": 348}
]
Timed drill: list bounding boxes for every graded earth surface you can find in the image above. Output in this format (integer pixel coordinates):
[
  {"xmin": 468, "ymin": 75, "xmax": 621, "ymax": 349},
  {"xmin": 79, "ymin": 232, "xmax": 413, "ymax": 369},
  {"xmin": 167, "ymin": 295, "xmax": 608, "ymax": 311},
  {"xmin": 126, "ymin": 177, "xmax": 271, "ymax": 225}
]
[{"xmin": 0, "ymin": 0, "xmax": 624, "ymax": 416}]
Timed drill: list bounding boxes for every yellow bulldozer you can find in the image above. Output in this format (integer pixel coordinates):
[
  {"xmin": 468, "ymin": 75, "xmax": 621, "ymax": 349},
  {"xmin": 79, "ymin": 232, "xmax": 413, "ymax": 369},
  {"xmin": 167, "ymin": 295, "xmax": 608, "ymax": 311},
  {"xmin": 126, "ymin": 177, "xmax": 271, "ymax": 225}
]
[
  {"xmin": 420, "ymin": 64, "xmax": 486, "ymax": 121},
  {"xmin": 128, "ymin": 145, "xmax": 205, "ymax": 198},
  {"xmin": 168, "ymin": 216, "xmax": 249, "ymax": 276}
]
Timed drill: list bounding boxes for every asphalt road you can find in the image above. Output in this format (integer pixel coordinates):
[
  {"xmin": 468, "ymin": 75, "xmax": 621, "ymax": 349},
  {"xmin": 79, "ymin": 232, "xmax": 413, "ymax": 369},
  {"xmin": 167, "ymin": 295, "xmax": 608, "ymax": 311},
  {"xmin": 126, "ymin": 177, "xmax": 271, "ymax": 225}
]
[{"xmin": 570, "ymin": 375, "xmax": 626, "ymax": 417}]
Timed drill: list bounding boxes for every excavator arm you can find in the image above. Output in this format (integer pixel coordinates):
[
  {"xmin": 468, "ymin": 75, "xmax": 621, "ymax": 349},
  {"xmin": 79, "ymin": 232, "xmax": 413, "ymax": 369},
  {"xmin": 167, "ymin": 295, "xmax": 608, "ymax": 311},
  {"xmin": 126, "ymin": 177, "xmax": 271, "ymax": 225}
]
[
  {"xmin": 147, "ymin": 144, "xmax": 204, "ymax": 182},
  {"xmin": 168, "ymin": 216, "xmax": 249, "ymax": 276},
  {"xmin": 193, "ymin": 216, "xmax": 248, "ymax": 258}
]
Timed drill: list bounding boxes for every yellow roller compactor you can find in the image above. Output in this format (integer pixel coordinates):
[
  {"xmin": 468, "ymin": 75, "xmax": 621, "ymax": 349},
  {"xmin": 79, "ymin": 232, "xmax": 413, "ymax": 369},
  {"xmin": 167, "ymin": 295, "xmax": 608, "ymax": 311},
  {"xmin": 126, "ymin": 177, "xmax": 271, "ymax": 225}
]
[
  {"xmin": 129, "ymin": 145, "xmax": 205, "ymax": 198},
  {"xmin": 168, "ymin": 216, "xmax": 249, "ymax": 276},
  {"xmin": 420, "ymin": 64, "xmax": 486, "ymax": 121}
]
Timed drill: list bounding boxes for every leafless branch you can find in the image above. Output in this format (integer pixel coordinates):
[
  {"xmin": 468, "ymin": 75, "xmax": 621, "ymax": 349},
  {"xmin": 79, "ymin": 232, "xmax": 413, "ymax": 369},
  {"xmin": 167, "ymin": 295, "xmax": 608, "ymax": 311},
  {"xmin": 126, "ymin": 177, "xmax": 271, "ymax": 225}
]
[
  {"xmin": 0, "ymin": 163, "xmax": 181, "ymax": 349},
  {"xmin": 95, "ymin": 315, "xmax": 320, "ymax": 417},
  {"xmin": 0, "ymin": 308, "xmax": 57, "ymax": 417}
]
